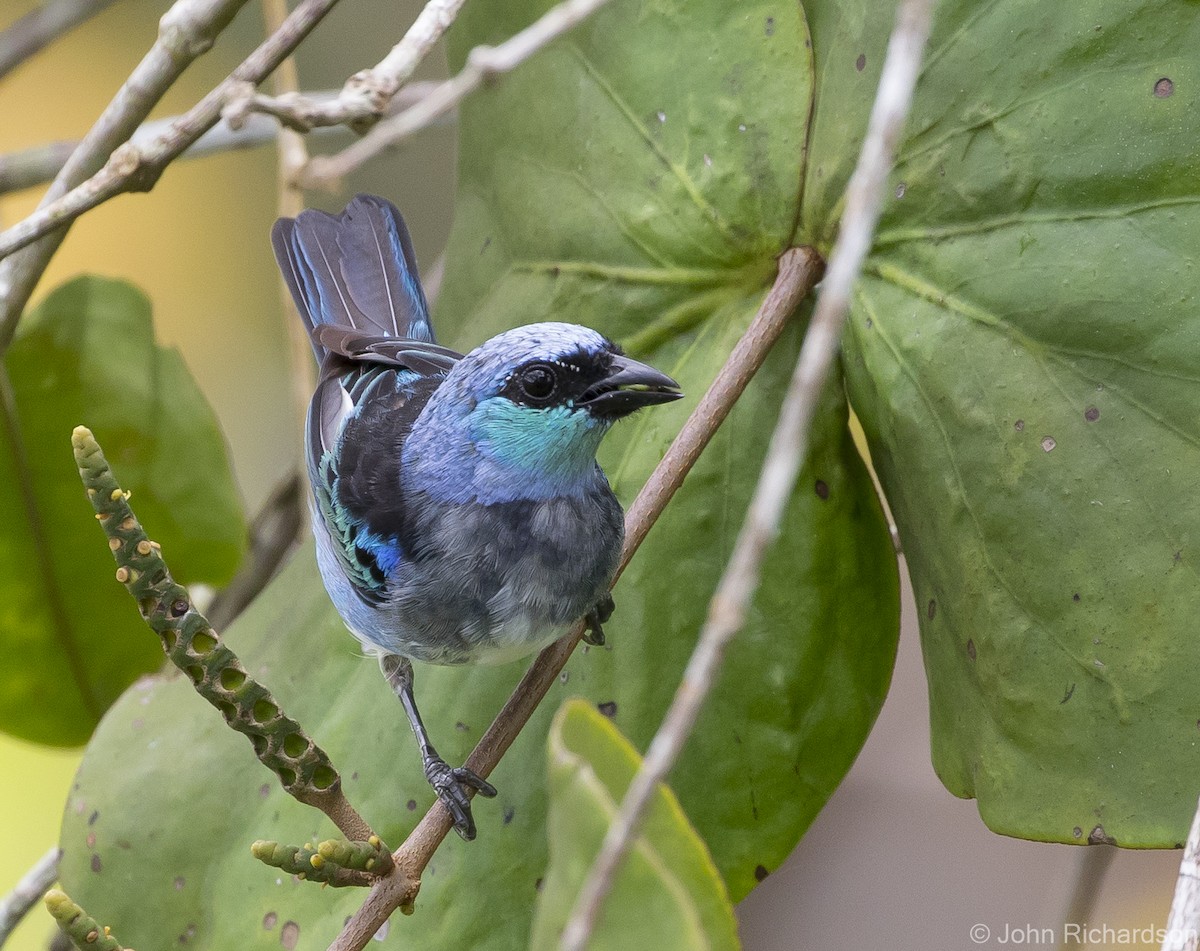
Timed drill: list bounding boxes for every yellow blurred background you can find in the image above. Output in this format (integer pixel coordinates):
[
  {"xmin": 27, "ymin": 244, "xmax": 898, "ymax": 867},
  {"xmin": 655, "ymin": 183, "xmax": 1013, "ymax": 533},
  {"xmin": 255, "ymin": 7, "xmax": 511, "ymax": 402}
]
[{"xmin": 0, "ymin": 1, "xmax": 1188, "ymax": 950}]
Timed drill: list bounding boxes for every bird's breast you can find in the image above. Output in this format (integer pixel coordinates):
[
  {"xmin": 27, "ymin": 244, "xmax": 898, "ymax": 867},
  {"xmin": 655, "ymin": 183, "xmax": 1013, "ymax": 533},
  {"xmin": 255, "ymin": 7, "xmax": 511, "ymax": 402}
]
[{"xmin": 316, "ymin": 486, "xmax": 625, "ymax": 667}]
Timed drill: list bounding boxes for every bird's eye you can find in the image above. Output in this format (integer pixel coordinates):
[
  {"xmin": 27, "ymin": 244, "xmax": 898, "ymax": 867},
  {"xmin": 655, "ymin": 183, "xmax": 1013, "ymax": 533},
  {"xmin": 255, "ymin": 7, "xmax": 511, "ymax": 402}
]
[{"xmin": 517, "ymin": 363, "xmax": 558, "ymax": 402}]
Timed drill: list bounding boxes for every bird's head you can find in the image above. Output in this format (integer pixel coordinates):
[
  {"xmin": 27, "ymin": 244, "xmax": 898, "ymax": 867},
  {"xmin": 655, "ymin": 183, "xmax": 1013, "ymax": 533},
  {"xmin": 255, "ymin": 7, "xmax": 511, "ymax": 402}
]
[{"xmin": 407, "ymin": 322, "xmax": 681, "ymax": 502}]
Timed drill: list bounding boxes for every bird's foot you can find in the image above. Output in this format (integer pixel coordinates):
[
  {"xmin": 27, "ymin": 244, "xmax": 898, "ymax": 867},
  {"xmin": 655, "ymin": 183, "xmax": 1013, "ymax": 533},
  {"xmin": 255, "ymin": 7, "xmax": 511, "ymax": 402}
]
[
  {"xmin": 583, "ymin": 594, "xmax": 615, "ymax": 647},
  {"xmin": 423, "ymin": 754, "xmax": 497, "ymax": 841}
]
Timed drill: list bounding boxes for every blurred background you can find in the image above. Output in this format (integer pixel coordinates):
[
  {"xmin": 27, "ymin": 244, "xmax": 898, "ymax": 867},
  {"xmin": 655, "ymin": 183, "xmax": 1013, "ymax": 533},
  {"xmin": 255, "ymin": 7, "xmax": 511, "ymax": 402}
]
[{"xmin": 0, "ymin": 1, "xmax": 1185, "ymax": 948}]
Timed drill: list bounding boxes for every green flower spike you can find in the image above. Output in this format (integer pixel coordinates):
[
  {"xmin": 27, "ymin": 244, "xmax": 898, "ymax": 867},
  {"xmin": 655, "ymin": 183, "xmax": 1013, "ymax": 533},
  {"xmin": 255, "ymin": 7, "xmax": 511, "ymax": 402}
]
[
  {"xmin": 72, "ymin": 426, "xmax": 384, "ymax": 857},
  {"xmin": 249, "ymin": 836, "xmax": 389, "ymax": 887},
  {"xmin": 44, "ymin": 888, "xmax": 129, "ymax": 951}
]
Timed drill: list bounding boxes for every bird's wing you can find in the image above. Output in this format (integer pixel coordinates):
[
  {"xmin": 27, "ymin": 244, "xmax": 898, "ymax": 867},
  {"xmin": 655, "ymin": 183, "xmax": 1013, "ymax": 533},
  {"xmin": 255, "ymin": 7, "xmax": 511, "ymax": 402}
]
[
  {"xmin": 311, "ymin": 326, "xmax": 463, "ymax": 376},
  {"xmin": 308, "ymin": 365, "xmax": 442, "ymax": 604},
  {"xmin": 272, "ymin": 194, "xmax": 435, "ymax": 360}
]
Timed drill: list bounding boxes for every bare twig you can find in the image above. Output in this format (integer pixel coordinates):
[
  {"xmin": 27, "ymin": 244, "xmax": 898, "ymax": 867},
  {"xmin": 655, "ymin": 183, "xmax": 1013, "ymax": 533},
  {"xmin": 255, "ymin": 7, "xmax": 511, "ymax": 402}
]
[
  {"xmin": 1164, "ymin": 795, "xmax": 1200, "ymax": 951},
  {"xmin": 261, "ymin": 0, "xmax": 316, "ymax": 502},
  {"xmin": 327, "ymin": 247, "xmax": 823, "ymax": 951},
  {"xmin": 560, "ymin": 0, "xmax": 935, "ymax": 945},
  {"xmin": 0, "ymin": 84, "xmax": 444, "ymax": 197},
  {"xmin": 0, "ymin": 0, "xmax": 345, "ymax": 282},
  {"xmin": 207, "ymin": 472, "xmax": 304, "ymax": 630},
  {"xmin": 0, "ymin": 847, "xmax": 60, "ymax": 947},
  {"xmin": 223, "ymin": 0, "xmax": 466, "ymax": 135},
  {"xmin": 301, "ymin": 0, "xmax": 617, "ymax": 189},
  {"xmin": 0, "ymin": 0, "xmax": 250, "ymax": 354},
  {"xmin": 0, "ymin": 0, "xmax": 119, "ymax": 81}
]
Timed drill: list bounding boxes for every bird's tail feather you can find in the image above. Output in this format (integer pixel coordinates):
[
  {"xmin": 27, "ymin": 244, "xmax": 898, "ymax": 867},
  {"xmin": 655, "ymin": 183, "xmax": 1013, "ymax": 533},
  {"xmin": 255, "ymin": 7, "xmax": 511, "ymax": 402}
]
[{"xmin": 271, "ymin": 195, "xmax": 434, "ymax": 359}]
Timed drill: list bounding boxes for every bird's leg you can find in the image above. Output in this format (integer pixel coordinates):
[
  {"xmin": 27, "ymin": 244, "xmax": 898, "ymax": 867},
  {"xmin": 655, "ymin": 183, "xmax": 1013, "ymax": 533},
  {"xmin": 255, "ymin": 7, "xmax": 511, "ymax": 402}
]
[
  {"xmin": 379, "ymin": 654, "xmax": 497, "ymax": 841},
  {"xmin": 582, "ymin": 593, "xmax": 615, "ymax": 647}
]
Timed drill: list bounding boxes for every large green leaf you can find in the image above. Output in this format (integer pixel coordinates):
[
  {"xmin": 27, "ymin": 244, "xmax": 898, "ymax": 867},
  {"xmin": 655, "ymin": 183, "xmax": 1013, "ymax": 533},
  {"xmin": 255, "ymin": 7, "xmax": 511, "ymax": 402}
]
[
  {"xmin": 0, "ymin": 277, "xmax": 244, "ymax": 746},
  {"xmin": 828, "ymin": 1, "xmax": 1200, "ymax": 843},
  {"xmin": 531, "ymin": 700, "xmax": 738, "ymax": 951},
  {"xmin": 56, "ymin": 0, "xmax": 898, "ymax": 945}
]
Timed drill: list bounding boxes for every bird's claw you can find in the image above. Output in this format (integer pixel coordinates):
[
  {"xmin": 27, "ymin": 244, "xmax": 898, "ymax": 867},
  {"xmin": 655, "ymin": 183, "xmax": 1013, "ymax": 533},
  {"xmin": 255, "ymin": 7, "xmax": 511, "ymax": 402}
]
[
  {"xmin": 583, "ymin": 594, "xmax": 614, "ymax": 646},
  {"xmin": 424, "ymin": 755, "xmax": 497, "ymax": 841}
]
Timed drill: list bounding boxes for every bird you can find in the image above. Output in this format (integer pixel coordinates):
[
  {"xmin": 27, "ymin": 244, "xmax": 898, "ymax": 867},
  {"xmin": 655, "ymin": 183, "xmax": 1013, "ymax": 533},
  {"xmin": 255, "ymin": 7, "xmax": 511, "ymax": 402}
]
[{"xmin": 271, "ymin": 194, "xmax": 682, "ymax": 839}]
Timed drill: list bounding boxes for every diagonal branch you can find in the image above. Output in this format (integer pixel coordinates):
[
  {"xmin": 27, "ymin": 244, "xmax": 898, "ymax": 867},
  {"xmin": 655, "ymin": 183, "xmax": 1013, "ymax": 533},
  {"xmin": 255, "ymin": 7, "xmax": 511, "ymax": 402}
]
[
  {"xmin": 0, "ymin": 0, "xmax": 120, "ymax": 82},
  {"xmin": 0, "ymin": 847, "xmax": 61, "ymax": 947},
  {"xmin": 560, "ymin": 0, "xmax": 936, "ymax": 945},
  {"xmin": 327, "ymin": 245, "xmax": 824, "ymax": 951},
  {"xmin": 0, "ymin": 0, "xmax": 345, "ymax": 296},
  {"xmin": 299, "ymin": 0, "xmax": 618, "ymax": 189},
  {"xmin": 222, "ymin": 0, "xmax": 466, "ymax": 135},
  {"xmin": 0, "ymin": 0, "xmax": 251, "ymax": 354}
]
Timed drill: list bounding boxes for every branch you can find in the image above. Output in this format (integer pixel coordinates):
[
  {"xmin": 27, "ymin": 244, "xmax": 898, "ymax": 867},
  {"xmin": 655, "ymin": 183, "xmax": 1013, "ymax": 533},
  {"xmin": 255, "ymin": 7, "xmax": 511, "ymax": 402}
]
[
  {"xmin": 0, "ymin": 0, "xmax": 119, "ymax": 82},
  {"xmin": 261, "ymin": 0, "xmax": 316, "ymax": 506},
  {"xmin": 223, "ymin": 0, "xmax": 466, "ymax": 134},
  {"xmin": 560, "ymin": 0, "xmax": 936, "ymax": 945},
  {"xmin": 1163, "ymin": 794, "xmax": 1200, "ymax": 951},
  {"xmin": 0, "ymin": 0, "xmax": 251, "ymax": 354},
  {"xmin": 0, "ymin": 847, "xmax": 60, "ymax": 946},
  {"xmin": 0, "ymin": 0, "xmax": 345, "ymax": 302},
  {"xmin": 0, "ymin": 84, "xmax": 444, "ymax": 197},
  {"xmin": 300, "ymin": 0, "xmax": 617, "ymax": 189},
  {"xmin": 327, "ymin": 246, "xmax": 823, "ymax": 951}
]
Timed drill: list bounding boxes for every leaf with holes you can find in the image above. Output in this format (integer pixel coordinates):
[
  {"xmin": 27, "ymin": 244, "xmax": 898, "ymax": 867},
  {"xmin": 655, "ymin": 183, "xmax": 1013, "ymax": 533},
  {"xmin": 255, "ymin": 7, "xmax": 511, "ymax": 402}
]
[
  {"xmin": 812, "ymin": 0, "xmax": 1200, "ymax": 843},
  {"xmin": 530, "ymin": 700, "xmax": 739, "ymax": 951},
  {"xmin": 0, "ymin": 277, "xmax": 244, "ymax": 746}
]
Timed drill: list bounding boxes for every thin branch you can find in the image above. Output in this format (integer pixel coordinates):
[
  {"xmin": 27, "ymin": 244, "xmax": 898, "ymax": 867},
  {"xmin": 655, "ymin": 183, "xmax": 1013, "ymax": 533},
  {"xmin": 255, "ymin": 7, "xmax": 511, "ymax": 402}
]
[
  {"xmin": 1163, "ymin": 795, "xmax": 1200, "ymax": 951},
  {"xmin": 223, "ymin": 0, "xmax": 466, "ymax": 134},
  {"xmin": 327, "ymin": 246, "xmax": 824, "ymax": 951},
  {"xmin": 0, "ymin": 0, "xmax": 119, "ymax": 81},
  {"xmin": 206, "ymin": 471, "xmax": 303, "ymax": 630},
  {"xmin": 559, "ymin": 0, "xmax": 936, "ymax": 945},
  {"xmin": 300, "ymin": 0, "xmax": 617, "ymax": 189},
  {"xmin": 0, "ymin": 84, "xmax": 444, "ymax": 197},
  {"xmin": 0, "ymin": 0, "xmax": 345, "ymax": 285},
  {"xmin": 0, "ymin": 0, "xmax": 251, "ymax": 354},
  {"xmin": 0, "ymin": 847, "xmax": 60, "ymax": 947},
  {"xmin": 261, "ymin": 0, "xmax": 316, "ymax": 511}
]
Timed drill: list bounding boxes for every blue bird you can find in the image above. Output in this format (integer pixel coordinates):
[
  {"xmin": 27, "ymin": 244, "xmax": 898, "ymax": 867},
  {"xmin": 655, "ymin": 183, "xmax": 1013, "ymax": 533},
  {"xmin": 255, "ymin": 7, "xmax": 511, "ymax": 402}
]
[{"xmin": 272, "ymin": 195, "xmax": 681, "ymax": 839}]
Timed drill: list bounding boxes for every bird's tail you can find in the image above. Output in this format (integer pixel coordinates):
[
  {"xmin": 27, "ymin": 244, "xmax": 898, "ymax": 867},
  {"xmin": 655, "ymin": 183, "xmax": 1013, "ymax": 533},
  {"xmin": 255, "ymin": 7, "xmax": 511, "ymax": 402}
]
[{"xmin": 271, "ymin": 195, "xmax": 435, "ymax": 360}]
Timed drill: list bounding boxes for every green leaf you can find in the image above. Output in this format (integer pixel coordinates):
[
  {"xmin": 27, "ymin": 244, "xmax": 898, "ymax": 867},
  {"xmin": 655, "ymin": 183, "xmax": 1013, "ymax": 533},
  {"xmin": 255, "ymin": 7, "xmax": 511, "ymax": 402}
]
[
  {"xmin": 530, "ymin": 700, "xmax": 739, "ymax": 951},
  {"xmin": 55, "ymin": 0, "xmax": 899, "ymax": 945},
  {"xmin": 830, "ymin": 1, "xmax": 1200, "ymax": 843},
  {"xmin": 0, "ymin": 277, "xmax": 244, "ymax": 746}
]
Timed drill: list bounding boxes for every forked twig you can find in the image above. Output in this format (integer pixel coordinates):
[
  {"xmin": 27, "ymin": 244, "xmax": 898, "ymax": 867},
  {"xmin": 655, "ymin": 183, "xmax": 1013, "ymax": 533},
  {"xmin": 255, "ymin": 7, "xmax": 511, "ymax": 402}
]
[
  {"xmin": 223, "ymin": 0, "xmax": 466, "ymax": 134},
  {"xmin": 560, "ymin": 0, "xmax": 936, "ymax": 945},
  {"xmin": 0, "ymin": 0, "xmax": 344, "ymax": 278},
  {"xmin": 300, "ymin": 0, "xmax": 618, "ymax": 189},
  {"xmin": 327, "ymin": 246, "xmax": 823, "ymax": 951},
  {"xmin": 0, "ymin": 0, "xmax": 251, "ymax": 351},
  {"xmin": 0, "ymin": 84, "xmax": 443, "ymax": 197}
]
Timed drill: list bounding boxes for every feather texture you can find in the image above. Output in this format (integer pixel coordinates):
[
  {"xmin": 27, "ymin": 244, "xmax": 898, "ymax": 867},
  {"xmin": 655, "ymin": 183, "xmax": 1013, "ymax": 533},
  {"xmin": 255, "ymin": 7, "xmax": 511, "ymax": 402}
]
[{"xmin": 271, "ymin": 194, "xmax": 434, "ymax": 359}]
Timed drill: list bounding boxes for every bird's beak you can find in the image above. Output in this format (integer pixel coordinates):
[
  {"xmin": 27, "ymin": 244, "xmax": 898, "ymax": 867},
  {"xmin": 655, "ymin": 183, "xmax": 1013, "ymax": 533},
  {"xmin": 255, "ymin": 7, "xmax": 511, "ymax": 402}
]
[{"xmin": 579, "ymin": 354, "xmax": 683, "ymax": 418}]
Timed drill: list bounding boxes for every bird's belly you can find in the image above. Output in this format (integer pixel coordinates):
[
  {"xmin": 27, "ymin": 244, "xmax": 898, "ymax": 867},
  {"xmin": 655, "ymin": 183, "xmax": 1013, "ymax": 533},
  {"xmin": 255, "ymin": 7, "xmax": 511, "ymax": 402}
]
[{"xmin": 315, "ymin": 489, "xmax": 623, "ymax": 667}]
